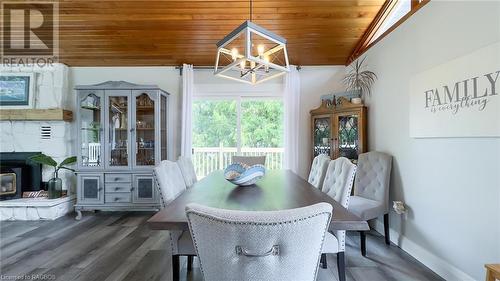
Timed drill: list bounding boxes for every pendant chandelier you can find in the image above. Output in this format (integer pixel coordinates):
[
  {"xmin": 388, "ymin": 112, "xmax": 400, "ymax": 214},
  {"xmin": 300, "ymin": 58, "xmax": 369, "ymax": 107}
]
[{"xmin": 214, "ymin": 0, "xmax": 290, "ymax": 85}]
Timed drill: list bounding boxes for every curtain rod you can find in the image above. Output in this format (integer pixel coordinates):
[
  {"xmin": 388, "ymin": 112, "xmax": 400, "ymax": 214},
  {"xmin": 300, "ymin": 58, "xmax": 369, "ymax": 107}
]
[
  {"xmin": 175, "ymin": 66, "xmax": 212, "ymax": 75},
  {"xmin": 176, "ymin": 65, "xmax": 301, "ymax": 75}
]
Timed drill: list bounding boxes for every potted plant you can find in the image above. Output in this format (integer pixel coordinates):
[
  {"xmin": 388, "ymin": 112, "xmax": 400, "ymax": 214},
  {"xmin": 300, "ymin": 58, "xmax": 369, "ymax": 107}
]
[
  {"xmin": 343, "ymin": 57, "xmax": 377, "ymax": 102},
  {"xmin": 28, "ymin": 154, "xmax": 77, "ymax": 199}
]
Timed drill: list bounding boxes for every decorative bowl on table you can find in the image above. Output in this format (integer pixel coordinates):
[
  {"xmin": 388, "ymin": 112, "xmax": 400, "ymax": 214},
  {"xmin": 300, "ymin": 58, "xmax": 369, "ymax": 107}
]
[{"xmin": 224, "ymin": 163, "xmax": 266, "ymax": 186}]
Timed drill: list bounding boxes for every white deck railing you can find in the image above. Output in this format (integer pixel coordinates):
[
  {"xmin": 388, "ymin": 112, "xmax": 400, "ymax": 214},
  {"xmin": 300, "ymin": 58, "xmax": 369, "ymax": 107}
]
[{"xmin": 192, "ymin": 146, "xmax": 284, "ymax": 177}]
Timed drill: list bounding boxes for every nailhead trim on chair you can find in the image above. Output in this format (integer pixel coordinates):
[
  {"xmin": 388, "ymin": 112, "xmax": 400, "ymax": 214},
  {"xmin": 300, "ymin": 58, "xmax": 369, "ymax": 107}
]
[
  {"xmin": 186, "ymin": 210, "xmax": 332, "ymax": 281},
  {"xmin": 152, "ymin": 171, "xmax": 167, "ymax": 208},
  {"xmin": 152, "ymin": 171, "xmax": 179, "ymax": 254}
]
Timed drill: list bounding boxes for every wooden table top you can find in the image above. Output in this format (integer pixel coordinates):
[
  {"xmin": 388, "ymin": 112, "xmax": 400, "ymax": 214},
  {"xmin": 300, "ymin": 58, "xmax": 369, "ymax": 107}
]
[{"xmin": 148, "ymin": 170, "xmax": 369, "ymax": 231}]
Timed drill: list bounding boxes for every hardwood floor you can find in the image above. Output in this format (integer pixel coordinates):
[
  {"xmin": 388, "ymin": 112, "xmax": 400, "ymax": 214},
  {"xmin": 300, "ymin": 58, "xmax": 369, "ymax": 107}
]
[{"xmin": 0, "ymin": 212, "xmax": 444, "ymax": 281}]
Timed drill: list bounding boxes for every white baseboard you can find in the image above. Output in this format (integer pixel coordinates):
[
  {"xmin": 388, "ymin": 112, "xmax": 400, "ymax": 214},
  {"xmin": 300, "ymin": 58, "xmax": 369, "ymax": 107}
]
[{"xmin": 372, "ymin": 220, "xmax": 476, "ymax": 281}]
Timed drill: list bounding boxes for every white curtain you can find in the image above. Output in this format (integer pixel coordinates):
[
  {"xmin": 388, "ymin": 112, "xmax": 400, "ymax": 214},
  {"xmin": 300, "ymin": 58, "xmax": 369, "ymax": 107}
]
[
  {"xmin": 181, "ymin": 64, "xmax": 194, "ymax": 157},
  {"xmin": 283, "ymin": 66, "xmax": 301, "ymax": 173}
]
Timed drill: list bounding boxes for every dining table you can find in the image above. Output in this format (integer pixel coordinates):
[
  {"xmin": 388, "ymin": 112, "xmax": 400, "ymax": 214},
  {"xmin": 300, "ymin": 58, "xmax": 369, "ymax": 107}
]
[{"xmin": 148, "ymin": 169, "xmax": 369, "ymax": 232}]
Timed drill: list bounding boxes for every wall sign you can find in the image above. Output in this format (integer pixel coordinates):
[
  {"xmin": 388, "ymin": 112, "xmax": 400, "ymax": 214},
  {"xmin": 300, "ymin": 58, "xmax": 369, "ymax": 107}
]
[{"xmin": 410, "ymin": 42, "xmax": 500, "ymax": 138}]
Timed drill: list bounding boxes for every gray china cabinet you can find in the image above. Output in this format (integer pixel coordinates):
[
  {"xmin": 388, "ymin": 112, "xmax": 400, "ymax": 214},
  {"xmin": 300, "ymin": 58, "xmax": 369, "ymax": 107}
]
[{"xmin": 74, "ymin": 81, "xmax": 169, "ymax": 220}]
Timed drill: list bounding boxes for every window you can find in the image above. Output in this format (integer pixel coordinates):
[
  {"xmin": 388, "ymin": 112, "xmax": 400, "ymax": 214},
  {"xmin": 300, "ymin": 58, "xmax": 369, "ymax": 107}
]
[
  {"xmin": 348, "ymin": 0, "xmax": 429, "ymax": 63},
  {"xmin": 192, "ymin": 97, "xmax": 284, "ymax": 177},
  {"xmin": 368, "ymin": 0, "xmax": 411, "ymax": 45}
]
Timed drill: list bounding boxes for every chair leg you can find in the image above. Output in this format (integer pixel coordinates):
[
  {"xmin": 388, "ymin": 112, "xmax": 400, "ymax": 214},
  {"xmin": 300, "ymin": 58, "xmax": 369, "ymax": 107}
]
[
  {"xmin": 187, "ymin": 255, "xmax": 194, "ymax": 271},
  {"xmin": 320, "ymin": 253, "xmax": 327, "ymax": 269},
  {"xmin": 359, "ymin": 231, "xmax": 366, "ymax": 257},
  {"xmin": 337, "ymin": 252, "xmax": 346, "ymax": 281},
  {"xmin": 384, "ymin": 213, "xmax": 390, "ymax": 245},
  {"xmin": 172, "ymin": 255, "xmax": 180, "ymax": 281}
]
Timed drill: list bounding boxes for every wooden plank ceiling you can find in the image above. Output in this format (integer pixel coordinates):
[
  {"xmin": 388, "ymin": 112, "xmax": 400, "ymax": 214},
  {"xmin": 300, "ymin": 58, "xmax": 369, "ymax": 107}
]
[{"xmin": 58, "ymin": 0, "xmax": 386, "ymax": 66}]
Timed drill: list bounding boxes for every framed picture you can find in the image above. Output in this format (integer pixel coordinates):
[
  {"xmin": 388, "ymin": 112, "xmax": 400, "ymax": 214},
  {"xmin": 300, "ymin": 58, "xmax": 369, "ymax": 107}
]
[{"xmin": 0, "ymin": 73, "xmax": 35, "ymax": 108}]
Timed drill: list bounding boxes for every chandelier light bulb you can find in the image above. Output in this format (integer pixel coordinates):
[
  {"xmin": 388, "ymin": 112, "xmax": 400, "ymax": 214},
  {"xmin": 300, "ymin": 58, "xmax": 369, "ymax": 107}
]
[
  {"xmin": 231, "ymin": 48, "xmax": 239, "ymax": 61},
  {"xmin": 264, "ymin": 56, "xmax": 270, "ymax": 72},
  {"xmin": 240, "ymin": 60, "xmax": 246, "ymax": 69},
  {"xmin": 257, "ymin": 45, "xmax": 265, "ymax": 56}
]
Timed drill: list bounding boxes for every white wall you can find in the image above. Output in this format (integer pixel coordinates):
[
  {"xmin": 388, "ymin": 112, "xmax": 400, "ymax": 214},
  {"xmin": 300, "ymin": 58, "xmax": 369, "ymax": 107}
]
[
  {"xmin": 354, "ymin": 1, "xmax": 500, "ymax": 280},
  {"xmin": 69, "ymin": 67, "xmax": 181, "ymax": 158},
  {"xmin": 194, "ymin": 69, "xmax": 283, "ymax": 96}
]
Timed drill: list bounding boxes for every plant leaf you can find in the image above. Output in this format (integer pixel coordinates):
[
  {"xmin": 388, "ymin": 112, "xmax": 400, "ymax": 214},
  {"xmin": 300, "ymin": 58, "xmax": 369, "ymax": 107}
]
[
  {"xmin": 343, "ymin": 57, "xmax": 377, "ymax": 95},
  {"xmin": 27, "ymin": 154, "xmax": 57, "ymax": 167},
  {"xmin": 58, "ymin": 166, "xmax": 76, "ymax": 172},
  {"xmin": 59, "ymin": 156, "xmax": 77, "ymax": 167}
]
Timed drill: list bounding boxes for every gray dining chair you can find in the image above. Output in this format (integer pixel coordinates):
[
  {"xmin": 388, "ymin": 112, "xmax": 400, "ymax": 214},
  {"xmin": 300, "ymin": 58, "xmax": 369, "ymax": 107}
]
[
  {"xmin": 177, "ymin": 156, "xmax": 198, "ymax": 188},
  {"xmin": 320, "ymin": 157, "xmax": 356, "ymax": 281},
  {"xmin": 231, "ymin": 155, "xmax": 266, "ymax": 166},
  {"xmin": 349, "ymin": 151, "xmax": 392, "ymax": 256},
  {"xmin": 308, "ymin": 154, "xmax": 331, "ymax": 190},
  {"xmin": 153, "ymin": 160, "xmax": 195, "ymax": 280},
  {"xmin": 186, "ymin": 202, "xmax": 332, "ymax": 281}
]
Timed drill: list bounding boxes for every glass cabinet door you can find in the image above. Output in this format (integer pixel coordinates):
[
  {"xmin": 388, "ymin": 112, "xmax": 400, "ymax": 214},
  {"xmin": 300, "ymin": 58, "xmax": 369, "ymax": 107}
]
[
  {"xmin": 79, "ymin": 91, "xmax": 103, "ymax": 168},
  {"xmin": 312, "ymin": 115, "xmax": 332, "ymax": 158},
  {"xmin": 160, "ymin": 94, "xmax": 168, "ymax": 161},
  {"xmin": 334, "ymin": 113, "xmax": 360, "ymax": 160},
  {"xmin": 107, "ymin": 93, "xmax": 130, "ymax": 168},
  {"xmin": 134, "ymin": 92, "xmax": 156, "ymax": 166}
]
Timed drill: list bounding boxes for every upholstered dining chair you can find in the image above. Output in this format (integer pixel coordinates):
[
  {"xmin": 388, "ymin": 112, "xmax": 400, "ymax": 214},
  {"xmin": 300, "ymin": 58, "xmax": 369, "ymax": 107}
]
[
  {"xmin": 349, "ymin": 151, "xmax": 392, "ymax": 256},
  {"xmin": 320, "ymin": 157, "xmax": 356, "ymax": 281},
  {"xmin": 231, "ymin": 155, "xmax": 266, "ymax": 166},
  {"xmin": 308, "ymin": 154, "xmax": 331, "ymax": 190},
  {"xmin": 153, "ymin": 160, "xmax": 195, "ymax": 280},
  {"xmin": 186, "ymin": 202, "xmax": 332, "ymax": 281},
  {"xmin": 177, "ymin": 156, "xmax": 198, "ymax": 188}
]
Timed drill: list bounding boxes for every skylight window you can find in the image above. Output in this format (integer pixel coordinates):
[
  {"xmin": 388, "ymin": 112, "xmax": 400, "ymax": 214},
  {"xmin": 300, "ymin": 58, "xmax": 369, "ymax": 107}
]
[
  {"xmin": 369, "ymin": 0, "xmax": 412, "ymax": 45},
  {"xmin": 348, "ymin": 0, "xmax": 428, "ymax": 64}
]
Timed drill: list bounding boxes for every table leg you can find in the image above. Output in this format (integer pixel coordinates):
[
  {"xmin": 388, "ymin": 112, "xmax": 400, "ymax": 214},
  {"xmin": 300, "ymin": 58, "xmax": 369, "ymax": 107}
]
[
  {"xmin": 172, "ymin": 255, "xmax": 179, "ymax": 281},
  {"xmin": 187, "ymin": 255, "xmax": 193, "ymax": 271},
  {"xmin": 360, "ymin": 231, "xmax": 367, "ymax": 257}
]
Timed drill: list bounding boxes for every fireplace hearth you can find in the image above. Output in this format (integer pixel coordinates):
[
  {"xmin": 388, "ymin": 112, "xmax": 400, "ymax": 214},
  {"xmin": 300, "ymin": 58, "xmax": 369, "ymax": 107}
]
[{"xmin": 0, "ymin": 152, "xmax": 76, "ymax": 220}]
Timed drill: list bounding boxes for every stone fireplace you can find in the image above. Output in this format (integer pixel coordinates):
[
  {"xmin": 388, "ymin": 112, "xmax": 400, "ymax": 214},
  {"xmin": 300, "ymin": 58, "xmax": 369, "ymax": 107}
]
[{"xmin": 0, "ymin": 64, "xmax": 76, "ymax": 220}]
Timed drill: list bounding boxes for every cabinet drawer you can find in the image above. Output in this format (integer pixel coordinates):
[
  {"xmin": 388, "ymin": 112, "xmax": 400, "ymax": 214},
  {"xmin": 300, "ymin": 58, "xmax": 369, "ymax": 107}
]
[
  {"xmin": 105, "ymin": 192, "xmax": 131, "ymax": 203},
  {"xmin": 106, "ymin": 183, "xmax": 132, "ymax": 193},
  {"xmin": 105, "ymin": 174, "xmax": 132, "ymax": 183}
]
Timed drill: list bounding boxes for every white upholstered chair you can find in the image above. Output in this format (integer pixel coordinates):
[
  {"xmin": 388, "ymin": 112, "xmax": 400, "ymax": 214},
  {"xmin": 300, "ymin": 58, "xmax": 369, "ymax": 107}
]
[
  {"xmin": 231, "ymin": 155, "xmax": 266, "ymax": 166},
  {"xmin": 177, "ymin": 156, "xmax": 198, "ymax": 188},
  {"xmin": 153, "ymin": 160, "xmax": 195, "ymax": 280},
  {"xmin": 308, "ymin": 154, "xmax": 330, "ymax": 190},
  {"xmin": 186, "ymin": 202, "xmax": 332, "ymax": 281},
  {"xmin": 320, "ymin": 157, "xmax": 357, "ymax": 281},
  {"xmin": 350, "ymin": 151, "xmax": 392, "ymax": 256}
]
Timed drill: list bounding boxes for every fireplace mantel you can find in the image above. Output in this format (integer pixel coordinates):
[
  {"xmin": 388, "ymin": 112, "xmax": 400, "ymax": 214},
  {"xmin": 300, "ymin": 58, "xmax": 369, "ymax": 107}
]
[{"xmin": 0, "ymin": 109, "xmax": 73, "ymax": 122}]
